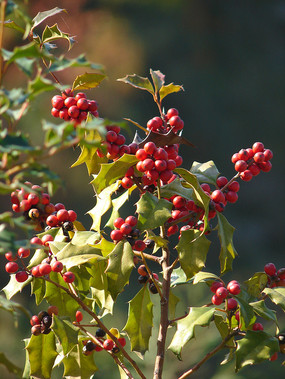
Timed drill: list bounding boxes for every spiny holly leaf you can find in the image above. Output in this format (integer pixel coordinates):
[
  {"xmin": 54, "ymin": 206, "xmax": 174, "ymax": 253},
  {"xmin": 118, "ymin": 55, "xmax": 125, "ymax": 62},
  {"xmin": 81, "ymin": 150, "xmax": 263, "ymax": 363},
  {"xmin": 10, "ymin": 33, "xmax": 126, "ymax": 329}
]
[
  {"xmin": 176, "ymin": 229, "xmax": 211, "ymax": 280},
  {"xmin": 88, "ymin": 182, "xmax": 120, "ymax": 231},
  {"xmin": 26, "ymin": 333, "xmax": 58, "ymax": 379},
  {"xmin": 263, "ymin": 287, "xmax": 285, "ymax": 311},
  {"xmin": 138, "ymin": 129, "xmax": 195, "ymax": 149},
  {"xmin": 190, "ymin": 160, "xmax": 220, "ymax": 186},
  {"xmin": 123, "ymin": 285, "xmax": 153, "ymax": 357},
  {"xmin": 160, "ymin": 178, "xmax": 193, "ymax": 200},
  {"xmin": 31, "ymin": 278, "xmax": 46, "ymax": 305},
  {"xmin": 214, "ymin": 314, "xmax": 235, "ymax": 348},
  {"xmin": 235, "ymin": 330, "xmax": 279, "ymax": 371},
  {"xmin": 72, "ymin": 143, "xmax": 107, "ymax": 176},
  {"xmin": 4, "ymin": 20, "xmax": 25, "ymax": 34},
  {"xmin": 49, "ymin": 54, "xmax": 104, "ymax": 72},
  {"xmin": 52, "ymin": 316, "xmax": 79, "ymax": 355},
  {"xmin": 150, "ymin": 69, "xmax": 165, "ymax": 92},
  {"xmin": 105, "ymin": 241, "xmax": 134, "ymax": 300},
  {"xmin": 249, "ymin": 300, "xmax": 278, "ymax": 324},
  {"xmin": 235, "ymin": 293, "xmax": 256, "ymax": 329},
  {"xmin": 72, "ymin": 72, "xmax": 106, "ymax": 91},
  {"xmin": 27, "ymin": 75, "xmax": 58, "ymax": 99},
  {"xmin": 2, "ymin": 274, "xmax": 32, "ymax": 300},
  {"xmin": 193, "ymin": 271, "xmax": 221, "ymax": 285},
  {"xmin": 31, "ymin": 7, "xmax": 66, "ymax": 31},
  {"xmin": 105, "ymin": 185, "xmax": 137, "ymax": 228},
  {"xmin": 117, "ymin": 74, "xmax": 154, "ymax": 94},
  {"xmin": 62, "ymin": 340, "xmax": 98, "ymax": 378},
  {"xmin": 170, "ymin": 267, "xmax": 188, "ymax": 287},
  {"xmin": 159, "ymin": 83, "xmax": 184, "ymax": 102},
  {"xmin": 44, "ymin": 272, "xmax": 79, "ymax": 319},
  {"xmin": 136, "ymin": 191, "xmax": 172, "ymax": 231},
  {"xmin": 15, "ymin": 57, "xmax": 35, "ymax": 76},
  {"xmin": 244, "ymin": 272, "xmax": 269, "ymax": 298},
  {"xmin": 0, "ymin": 352, "xmax": 22, "ymax": 377},
  {"xmin": 3, "ymin": 42, "xmax": 52, "ymax": 64},
  {"xmin": 216, "ymin": 212, "xmax": 237, "ymax": 274},
  {"xmin": 42, "ymin": 24, "xmax": 75, "ymax": 51},
  {"xmin": 91, "ymin": 154, "xmax": 138, "ymax": 195},
  {"xmin": 168, "ymin": 306, "xmax": 215, "ymax": 360}
]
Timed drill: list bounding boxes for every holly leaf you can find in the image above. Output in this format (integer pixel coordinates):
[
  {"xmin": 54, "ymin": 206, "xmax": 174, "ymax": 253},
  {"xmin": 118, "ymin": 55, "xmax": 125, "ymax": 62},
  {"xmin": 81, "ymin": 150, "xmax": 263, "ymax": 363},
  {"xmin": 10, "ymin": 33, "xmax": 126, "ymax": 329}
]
[
  {"xmin": 263, "ymin": 287, "xmax": 285, "ymax": 311},
  {"xmin": 31, "ymin": 7, "xmax": 66, "ymax": 30},
  {"xmin": 52, "ymin": 316, "xmax": 79, "ymax": 355},
  {"xmin": 249, "ymin": 300, "xmax": 278, "ymax": 324},
  {"xmin": 159, "ymin": 83, "xmax": 184, "ymax": 102},
  {"xmin": 190, "ymin": 161, "xmax": 220, "ymax": 186},
  {"xmin": 27, "ymin": 75, "xmax": 58, "ymax": 99},
  {"xmin": 192, "ymin": 271, "xmax": 221, "ymax": 285},
  {"xmin": 150, "ymin": 69, "xmax": 165, "ymax": 92},
  {"xmin": 168, "ymin": 306, "xmax": 215, "ymax": 360},
  {"xmin": 42, "ymin": 24, "xmax": 75, "ymax": 51},
  {"xmin": 176, "ymin": 229, "xmax": 211, "ymax": 280},
  {"xmin": 170, "ymin": 267, "xmax": 188, "ymax": 287},
  {"xmin": 235, "ymin": 330, "xmax": 279, "ymax": 371},
  {"xmin": 72, "ymin": 72, "xmax": 106, "ymax": 91},
  {"xmin": 31, "ymin": 278, "xmax": 46, "ymax": 305},
  {"xmin": 0, "ymin": 352, "xmax": 22, "ymax": 377},
  {"xmin": 136, "ymin": 191, "xmax": 172, "ymax": 231},
  {"xmin": 117, "ymin": 74, "xmax": 154, "ymax": 94},
  {"xmin": 26, "ymin": 333, "xmax": 58, "ymax": 379},
  {"xmin": 62, "ymin": 341, "xmax": 98, "ymax": 379},
  {"xmin": 138, "ymin": 129, "xmax": 195, "ymax": 149},
  {"xmin": 91, "ymin": 154, "xmax": 138, "ymax": 195},
  {"xmin": 72, "ymin": 143, "xmax": 107, "ymax": 176},
  {"xmin": 169, "ymin": 290, "xmax": 180, "ymax": 321},
  {"xmin": 4, "ymin": 20, "xmax": 25, "ymax": 34},
  {"xmin": 123, "ymin": 285, "xmax": 153, "ymax": 357},
  {"xmin": 214, "ymin": 314, "xmax": 235, "ymax": 348},
  {"xmin": 216, "ymin": 212, "xmax": 237, "ymax": 274},
  {"xmin": 105, "ymin": 241, "xmax": 134, "ymax": 300},
  {"xmin": 160, "ymin": 178, "xmax": 193, "ymax": 200},
  {"xmin": 235, "ymin": 293, "xmax": 256, "ymax": 329},
  {"xmin": 49, "ymin": 54, "xmax": 104, "ymax": 73},
  {"xmin": 2, "ymin": 274, "xmax": 32, "ymax": 300},
  {"xmin": 244, "ymin": 272, "xmax": 268, "ymax": 298}
]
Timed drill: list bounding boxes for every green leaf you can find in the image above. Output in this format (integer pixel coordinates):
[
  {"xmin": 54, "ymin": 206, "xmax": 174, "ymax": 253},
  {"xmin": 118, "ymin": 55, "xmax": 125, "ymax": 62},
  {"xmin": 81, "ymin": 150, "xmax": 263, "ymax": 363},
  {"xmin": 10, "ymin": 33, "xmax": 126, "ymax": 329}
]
[
  {"xmin": 44, "ymin": 272, "xmax": 79, "ymax": 319},
  {"xmin": 214, "ymin": 314, "xmax": 235, "ymax": 348},
  {"xmin": 91, "ymin": 154, "xmax": 138, "ymax": 195},
  {"xmin": 168, "ymin": 306, "xmax": 215, "ymax": 360},
  {"xmin": 0, "ymin": 352, "xmax": 22, "ymax": 377},
  {"xmin": 32, "ymin": 7, "xmax": 66, "ymax": 30},
  {"xmin": 72, "ymin": 72, "xmax": 106, "ymax": 91},
  {"xmin": 62, "ymin": 341, "xmax": 98, "ymax": 379},
  {"xmin": 3, "ymin": 42, "xmax": 52, "ymax": 64},
  {"xmin": 160, "ymin": 178, "xmax": 193, "ymax": 200},
  {"xmin": 170, "ymin": 267, "xmax": 188, "ymax": 287},
  {"xmin": 136, "ymin": 191, "xmax": 172, "ymax": 231},
  {"xmin": 52, "ymin": 316, "xmax": 79, "ymax": 355},
  {"xmin": 169, "ymin": 290, "xmax": 180, "ymax": 321},
  {"xmin": 150, "ymin": 69, "xmax": 165, "ymax": 92},
  {"xmin": 159, "ymin": 83, "xmax": 184, "ymax": 101},
  {"xmin": 176, "ymin": 229, "xmax": 211, "ymax": 280},
  {"xmin": 49, "ymin": 54, "xmax": 104, "ymax": 72},
  {"xmin": 216, "ymin": 212, "xmax": 237, "ymax": 274},
  {"xmin": 117, "ymin": 74, "xmax": 154, "ymax": 94},
  {"xmin": 263, "ymin": 287, "xmax": 285, "ymax": 311},
  {"xmin": 105, "ymin": 241, "xmax": 134, "ymax": 300},
  {"xmin": 42, "ymin": 24, "xmax": 74, "ymax": 51},
  {"xmin": 4, "ymin": 20, "xmax": 25, "ymax": 34},
  {"xmin": 88, "ymin": 182, "xmax": 120, "ymax": 231},
  {"xmin": 123, "ymin": 286, "xmax": 153, "ymax": 357},
  {"xmin": 235, "ymin": 330, "xmax": 279, "ymax": 371},
  {"xmin": 190, "ymin": 160, "xmax": 220, "ymax": 186},
  {"xmin": 27, "ymin": 74, "xmax": 58, "ymax": 99},
  {"xmin": 31, "ymin": 278, "xmax": 46, "ymax": 305},
  {"xmin": 235, "ymin": 294, "xmax": 256, "ymax": 329},
  {"xmin": 72, "ymin": 142, "xmax": 107, "ymax": 176},
  {"xmin": 249, "ymin": 300, "xmax": 278, "ymax": 324},
  {"xmin": 14, "ymin": 57, "xmax": 35, "ymax": 76},
  {"xmin": 26, "ymin": 333, "xmax": 58, "ymax": 379},
  {"xmin": 145, "ymin": 230, "xmax": 168, "ymax": 254},
  {"xmin": 2, "ymin": 274, "xmax": 32, "ymax": 300},
  {"xmin": 244, "ymin": 272, "xmax": 268, "ymax": 298},
  {"xmin": 193, "ymin": 271, "xmax": 221, "ymax": 285}
]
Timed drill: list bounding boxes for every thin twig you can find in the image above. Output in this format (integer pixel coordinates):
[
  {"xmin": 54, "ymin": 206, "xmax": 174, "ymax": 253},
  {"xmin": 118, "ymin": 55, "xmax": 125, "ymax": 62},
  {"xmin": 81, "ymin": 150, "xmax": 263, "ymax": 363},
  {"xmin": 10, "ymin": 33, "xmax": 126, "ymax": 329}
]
[{"xmin": 140, "ymin": 251, "xmax": 163, "ymax": 299}]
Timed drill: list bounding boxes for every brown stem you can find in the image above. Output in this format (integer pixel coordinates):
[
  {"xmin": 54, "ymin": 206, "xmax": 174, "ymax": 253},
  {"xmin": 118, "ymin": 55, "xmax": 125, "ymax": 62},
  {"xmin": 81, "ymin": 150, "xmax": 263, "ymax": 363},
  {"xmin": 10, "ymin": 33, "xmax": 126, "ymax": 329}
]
[
  {"xmin": 220, "ymin": 173, "xmax": 240, "ymax": 192},
  {"xmin": 169, "ymin": 312, "xmax": 188, "ymax": 325},
  {"xmin": 133, "ymin": 250, "xmax": 163, "ymax": 264},
  {"xmin": 177, "ymin": 329, "xmax": 240, "ymax": 379},
  {"xmin": 43, "ymin": 276, "xmax": 146, "ymax": 379},
  {"xmin": 140, "ymin": 251, "xmax": 163, "ymax": 299},
  {"xmin": 41, "ymin": 57, "xmax": 61, "ymax": 84}
]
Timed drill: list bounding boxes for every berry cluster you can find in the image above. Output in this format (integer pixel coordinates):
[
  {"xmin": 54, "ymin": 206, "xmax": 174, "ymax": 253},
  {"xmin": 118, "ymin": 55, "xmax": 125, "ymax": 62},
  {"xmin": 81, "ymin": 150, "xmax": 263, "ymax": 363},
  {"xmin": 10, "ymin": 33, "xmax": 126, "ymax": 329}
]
[
  {"xmin": 82, "ymin": 328, "xmax": 126, "ymax": 355},
  {"xmin": 147, "ymin": 108, "xmax": 184, "ymax": 134},
  {"xmin": 30, "ymin": 306, "xmax": 58, "ymax": 336},
  {"xmin": 137, "ymin": 264, "xmax": 159, "ymax": 294},
  {"xmin": 97, "ymin": 125, "xmax": 130, "ymax": 160},
  {"xmin": 110, "ymin": 216, "xmax": 146, "ymax": 251},
  {"xmin": 264, "ymin": 263, "xmax": 285, "ymax": 288},
  {"xmin": 210, "ymin": 280, "xmax": 240, "ymax": 311},
  {"xmin": 51, "ymin": 89, "xmax": 98, "ymax": 125},
  {"xmin": 232, "ymin": 142, "xmax": 273, "ymax": 181}
]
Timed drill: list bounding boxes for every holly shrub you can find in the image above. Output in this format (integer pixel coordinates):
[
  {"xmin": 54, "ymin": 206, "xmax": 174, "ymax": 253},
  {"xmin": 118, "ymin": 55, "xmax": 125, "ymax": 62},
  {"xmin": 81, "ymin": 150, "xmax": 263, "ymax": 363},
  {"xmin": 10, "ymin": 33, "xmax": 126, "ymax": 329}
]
[{"xmin": 0, "ymin": 4, "xmax": 284, "ymax": 379}]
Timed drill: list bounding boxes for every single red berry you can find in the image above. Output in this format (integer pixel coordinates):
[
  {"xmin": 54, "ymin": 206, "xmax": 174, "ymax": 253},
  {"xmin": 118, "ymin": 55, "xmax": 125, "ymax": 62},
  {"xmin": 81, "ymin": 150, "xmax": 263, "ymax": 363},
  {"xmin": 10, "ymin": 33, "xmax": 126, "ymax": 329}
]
[
  {"xmin": 210, "ymin": 281, "xmax": 223, "ymax": 293},
  {"xmin": 119, "ymin": 145, "xmax": 131, "ymax": 156},
  {"xmin": 172, "ymin": 196, "xmax": 186, "ymax": 209},
  {"xmin": 146, "ymin": 118, "xmax": 160, "ymax": 131},
  {"xmin": 51, "ymin": 95, "xmax": 64, "ymax": 110},
  {"xmin": 59, "ymin": 108, "xmax": 69, "ymax": 121},
  {"xmin": 216, "ymin": 176, "xmax": 228, "ymax": 188},
  {"xmin": 167, "ymin": 159, "xmax": 176, "ymax": 170},
  {"xmin": 227, "ymin": 298, "xmax": 238, "ymax": 310},
  {"xmin": 200, "ymin": 183, "xmax": 211, "ymax": 194},
  {"xmin": 68, "ymin": 210, "xmax": 77, "ymax": 222},
  {"xmin": 133, "ymin": 240, "xmax": 146, "ymax": 251},
  {"xmin": 47, "ymin": 305, "xmax": 59, "ymax": 315},
  {"xmin": 264, "ymin": 263, "xmax": 276, "ymax": 276},
  {"xmin": 252, "ymin": 322, "xmax": 264, "ymax": 331},
  {"xmin": 125, "ymin": 216, "xmax": 137, "ymax": 227},
  {"xmin": 114, "ymin": 217, "xmax": 125, "ymax": 229},
  {"xmin": 57, "ymin": 209, "xmax": 69, "ymax": 223},
  {"xmin": 227, "ymin": 281, "xmax": 241, "ymax": 295},
  {"xmin": 246, "ymin": 148, "xmax": 254, "ymax": 159},
  {"xmin": 115, "ymin": 134, "xmax": 126, "ymax": 146},
  {"xmin": 15, "ymin": 271, "xmax": 28, "ymax": 282},
  {"xmin": 68, "ymin": 105, "xmax": 80, "ymax": 118},
  {"xmin": 77, "ymin": 98, "xmax": 89, "ymax": 110},
  {"xmin": 30, "ymin": 315, "xmax": 40, "ymax": 326},
  {"xmin": 154, "ymin": 148, "xmax": 168, "ymax": 161},
  {"xmin": 211, "ymin": 190, "xmax": 225, "ymax": 204},
  {"xmin": 144, "ymin": 142, "xmax": 157, "ymax": 155},
  {"xmin": 238, "ymin": 149, "xmax": 249, "ymax": 161},
  {"xmin": 117, "ymin": 337, "xmax": 126, "ymax": 347},
  {"xmin": 215, "ymin": 287, "xmax": 228, "ymax": 299},
  {"xmin": 253, "ymin": 152, "xmax": 265, "ymax": 163},
  {"xmin": 5, "ymin": 261, "xmax": 19, "ymax": 273},
  {"xmin": 167, "ymin": 224, "xmax": 179, "ymax": 236},
  {"xmin": 252, "ymin": 142, "xmax": 264, "ymax": 153},
  {"xmin": 64, "ymin": 97, "xmax": 77, "ymax": 108},
  {"xmin": 263, "ymin": 149, "xmax": 273, "ymax": 161},
  {"xmin": 231, "ymin": 153, "xmax": 240, "ymax": 164},
  {"xmin": 75, "ymin": 92, "xmax": 87, "ymax": 101},
  {"xmin": 5, "ymin": 251, "xmax": 17, "ymax": 261},
  {"xmin": 235, "ymin": 160, "xmax": 247, "ymax": 172},
  {"xmin": 160, "ymin": 169, "xmax": 173, "ymax": 183},
  {"xmin": 270, "ymin": 352, "xmax": 278, "ymax": 361},
  {"xmin": 166, "ymin": 108, "xmax": 179, "ymax": 119},
  {"xmin": 110, "ymin": 229, "xmax": 124, "ymax": 241},
  {"xmin": 136, "ymin": 149, "xmax": 148, "ymax": 161},
  {"xmin": 128, "ymin": 143, "xmax": 138, "ymax": 154},
  {"xmin": 142, "ymin": 158, "xmax": 154, "ymax": 171},
  {"xmin": 51, "ymin": 260, "xmax": 63, "ymax": 273},
  {"xmin": 17, "ymin": 247, "xmax": 30, "ymax": 258},
  {"xmin": 19, "ymin": 199, "xmax": 30, "ymax": 212},
  {"xmin": 63, "ymin": 271, "xmax": 75, "ymax": 283},
  {"xmin": 41, "ymin": 193, "xmax": 50, "ymax": 205},
  {"xmin": 154, "ymin": 159, "xmax": 167, "ymax": 172},
  {"xmin": 228, "ymin": 181, "xmax": 240, "ymax": 192},
  {"xmin": 174, "ymin": 155, "xmax": 183, "ymax": 167},
  {"xmin": 76, "ymin": 310, "xmax": 83, "ymax": 323},
  {"xmin": 138, "ymin": 265, "xmax": 148, "ymax": 276},
  {"xmin": 87, "ymin": 100, "xmax": 98, "ymax": 112},
  {"xmin": 136, "ymin": 161, "xmax": 145, "ymax": 172},
  {"xmin": 62, "ymin": 88, "xmax": 74, "ymax": 99},
  {"xmin": 258, "ymin": 161, "xmax": 272, "ymax": 172},
  {"xmin": 39, "ymin": 263, "xmax": 52, "ymax": 276},
  {"xmin": 103, "ymin": 339, "xmax": 115, "ymax": 351},
  {"xmin": 212, "ymin": 294, "xmax": 224, "ymax": 306},
  {"xmin": 106, "ymin": 130, "xmax": 118, "ymax": 143},
  {"xmin": 31, "ymin": 265, "xmax": 42, "ymax": 277},
  {"xmin": 225, "ymin": 191, "xmax": 238, "ymax": 203},
  {"xmin": 41, "ymin": 234, "xmax": 54, "ymax": 246},
  {"xmin": 277, "ymin": 268, "xmax": 285, "ymax": 280},
  {"xmin": 27, "ymin": 193, "xmax": 39, "ymax": 205},
  {"xmin": 240, "ymin": 170, "xmax": 252, "ymax": 181},
  {"xmin": 249, "ymin": 163, "xmax": 260, "ymax": 176},
  {"xmin": 120, "ymin": 223, "xmax": 133, "ymax": 236},
  {"xmin": 46, "ymin": 215, "xmax": 59, "ymax": 227},
  {"xmin": 31, "ymin": 324, "xmax": 41, "ymax": 336}
]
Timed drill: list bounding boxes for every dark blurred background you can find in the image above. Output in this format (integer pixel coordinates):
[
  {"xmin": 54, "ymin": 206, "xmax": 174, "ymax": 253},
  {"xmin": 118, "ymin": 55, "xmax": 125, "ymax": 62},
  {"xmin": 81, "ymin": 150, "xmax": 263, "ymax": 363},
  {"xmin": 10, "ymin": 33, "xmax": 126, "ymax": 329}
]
[{"xmin": 1, "ymin": 0, "xmax": 285, "ymax": 378}]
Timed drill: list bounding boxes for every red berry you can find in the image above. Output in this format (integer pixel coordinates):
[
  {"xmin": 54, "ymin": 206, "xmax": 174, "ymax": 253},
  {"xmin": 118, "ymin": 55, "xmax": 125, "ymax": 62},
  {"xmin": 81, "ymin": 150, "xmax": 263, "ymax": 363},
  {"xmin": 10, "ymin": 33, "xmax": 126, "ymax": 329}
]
[
  {"xmin": 31, "ymin": 265, "xmax": 42, "ymax": 277},
  {"xmin": 59, "ymin": 108, "xmax": 69, "ymax": 121},
  {"xmin": 246, "ymin": 148, "xmax": 254, "ymax": 159},
  {"xmin": 225, "ymin": 191, "xmax": 238, "ymax": 203},
  {"xmin": 227, "ymin": 281, "xmax": 241, "ymax": 295},
  {"xmin": 5, "ymin": 251, "xmax": 17, "ymax": 261},
  {"xmin": 231, "ymin": 153, "xmax": 240, "ymax": 164},
  {"xmin": 270, "ymin": 352, "xmax": 278, "ymax": 361},
  {"xmin": 87, "ymin": 100, "xmax": 98, "ymax": 112},
  {"xmin": 235, "ymin": 160, "xmax": 247, "ymax": 172},
  {"xmin": 51, "ymin": 95, "xmax": 64, "ymax": 110},
  {"xmin": 68, "ymin": 210, "xmax": 77, "ymax": 222},
  {"xmin": 172, "ymin": 196, "xmax": 186, "ymax": 209},
  {"xmin": 62, "ymin": 88, "xmax": 74, "ymax": 99},
  {"xmin": 103, "ymin": 339, "xmax": 115, "ymax": 351},
  {"xmin": 117, "ymin": 337, "xmax": 126, "ymax": 347},
  {"xmin": 252, "ymin": 142, "xmax": 264, "ymax": 153},
  {"xmin": 15, "ymin": 271, "xmax": 28, "ymax": 282},
  {"xmin": 174, "ymin": 155, "xmax": 183, "ymax": 167},
  {"xmin": 166, "ymin": 108, "xmax": 179, "ymax": 119},
  {"xmin": 57, "ymin": 209, "xmax": 69, "ymax": 223},
  {"xmin": 216, "ymin": 176, "xmax": 228, "ymax": 188},
  {"xmin": 211, "ymin": 190, "xmax": 225, "ymax": 204},
  {"xmin": 17, "ymin": 247, "xmax": 30, "ymax": 258},
  {"xmin": 249, "ymin": 163, "xmax": 260, "ymax": 176},
  {"xmin": 252, "ymin": 322, "xmax": 264, "ymax": 331},
  {"xmin": 228, "ymin": 181, "xmax": 240, "ymax": 192},
  {"xmin": 46, "ymin": 215, "xmax": 59, "ymax": 227},
  {"xmin": 121, "ymin": 176, "xmax": 134, "ymax": 189},
  {"xmin": 138, "ymin": 265, "xmax": 148, "ymax": 276},
  {"xmin": 114, "ymin": 218, "xmax": 125, "ymax": 229},
  {"xmin": 30, "ymin": 315, "xmax": 40, "ymax": 326},
  {"xmin": 77, "ymin": 98, "xmax": 89, "ymax": 110},
  {"xmin": 19, "ymin": 199, "xmax": 30, "ymax": 212},
  {"xmin": 264, "ymin": 149, "xmax": 273, "ymax": 161},
  {"xmin": 63, "ymin": 271, "xmax": 75, "ymax": 283},
  {"xmin": 41, "ymin": 193, "xmax": 50, "ymax": 205},
  {"xmin": 258, "ymin": 161, "xmax": 272, "ymax": 172},
  {"xmin": 64, "ymin": 97, "xmax": 77, "ymax": 108},
  {"xmin": 136, "ymin": 149, "xmax": 148, "ymax": 161},
  {"xmin": 235, "ymin": 311, "xmax": 240, "ymax": 322},
  {"xmin": 200, "ymin": 183, "xmax": 211, "ymax": 193},
  {"xmin": 144, "ymin": 142, "xmax": 157, "ymax": 155},
  {"xmin": 210, "ymin": 281, "xmax": 223, "ymax": 293},
  {"xmin": 154, "ymin": 148, "xmax": 168, "ymax": 161},
  {"xmin": 238, "ymin": 149, "xmax": 249, "ymax": 161},
  {"xmin": 5, "ymin": 261, "xmax": 19, "ymax": 273},
  {"xmin": 41, "ymin": 234, "xmax": 54, "ymax": 246},
  {"xmin": 277, "ymin": 268, "xmax": 285, "ymax": 280},
  {"xmin": 215, "ymin": 287, "xmax": 228, "ymax": 299},
  {"xmin": 264, "ymin": 263, "xmax": 276, "ymax": 276},
  {"xmin": 51, "ymin": 260, "xmax": 63, "ymax": 273},
  {"xmin": 212, "ymin": 294, "xmax": 224, "ymax": 305},
  {"xmin": 68, "ymin": 105, "xmax": 80, "ymax": 119},
  {"xmin": 119, "ymin": 145, "xmax": 131, "ymax": 156},
  {"xmin": 110, "ymin": 229, "xmax": 124, "ymax": 241},
  {"xmin": 160, "ymin": 169, "xmax": 173, "ymax": 183},
  {"xmin": 169, "ymin": 115, "xmax": 184, "ymax": 131},
  {"xmin": 227, "ymin": 298, "xmax": 238, "ymax": 310},
  {"xmin": 154, "ymin": 159, "xmax": 167, "ymax": 172},
  {"xmin": 167, "ymin": 224, "xmax": 179, "ymax": 236},
  {"xmin": 120, "ymin": 223, "xmax": 133, "ymax": 236},
  {"xmin": 27, "ymin": 193, "xmax": 39, "ymax": 205},
  {"xmin": 133, "ymin": 240, "xmax": 146, "ymax": 251},
  {"xmin": 47, "ymin": 305, "xmax": 59, "ymax": 316},
  {"xmin": 75, "ymin": 92, "xmax": 87, "ymax": 101},
  {"xmin": 76, "ymin": 310, "xmax": 83, "ymax": 323},
  {"xmin": 240, "ymin": 170, "xmax": 252, "ymax": 181},
  {"xmin": 106, "ymin": 130, "xmax": 118, "ymax": 143},
  {"xmin": 115, "ymin": 134, "xmax": 126, "ymax": 146},
  {"xmin": 125, "ymin": 216, "xmax": 137, "ymax": 227},
  {"xmin": 167, "ymin": 159, "xmax": 176, "ymax": 170},
  {"xmin": 253, "ymin": 152, "xmax": 265, "ymax": 163},
  {"xmin": 142, "ymin": 158, "xmax": 154, "ymax": 171},
  {"xmin": 39, "ymin": 263, "xmax": 52, "ymax": 276}
]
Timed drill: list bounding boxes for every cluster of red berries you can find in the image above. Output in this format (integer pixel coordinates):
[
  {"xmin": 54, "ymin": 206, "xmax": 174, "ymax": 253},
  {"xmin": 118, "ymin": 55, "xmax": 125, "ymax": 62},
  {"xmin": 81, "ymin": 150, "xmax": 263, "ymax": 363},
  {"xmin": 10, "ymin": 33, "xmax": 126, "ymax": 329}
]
[
  {"xmin": 51, "ymin": 89, "xmax": 98, "ymax": 125},
  {"xmin": 82, "ymin": 329, "xmax": 126, "ymax": 355},
  {"xmin": 45, "ymin": 203, "xmax": 77, "ymax": 229},
  {"xmin": 30, "ymin": 306, "xmax": 58, "ymax": 336},
  {"xmin": 232, "ymin": 142, "xmax": 273, "ymax": 181},
  {"xmin": 210, "ymin": 280, "xmax": 240, "ymax": 310},
  {"xmin": 110, "ymin": 216, "xmax": 146, "ymax": 251},
  {"xmin": 97, "ymin": 125, "xmax": 130, "ymax": 160},
  {"xmin": 137, "ymin": 265, "xmax": 159, "ymax": 294},
  {"xmin": 147, "ymin": 108, "xmax": 184, "ymax": 134},
  {"xmin": 264, "ymin": 263, "xmax": 285, "ymax": 288}
]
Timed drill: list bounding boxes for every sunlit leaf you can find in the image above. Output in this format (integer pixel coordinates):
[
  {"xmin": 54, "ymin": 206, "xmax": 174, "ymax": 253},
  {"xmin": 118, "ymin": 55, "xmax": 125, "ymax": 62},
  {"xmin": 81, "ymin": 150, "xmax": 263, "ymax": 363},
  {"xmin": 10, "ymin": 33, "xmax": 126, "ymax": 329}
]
[
  {"xmin": 117, "ymin": 74, "xmax": 154, "ymax": 94},
  {"xmin": 263, "ymin": 287, "xmax": 285, "ymax": 311},
  {"xmin": 192, "ymin": 271, "xmax": 221, "ymax": 285},
  {"xmin": 31, "ymin": 7, "xmax": 66, "ymax": 30},
  {"xmin": 42, "ymin": 24, "xmax": 75, "ymax": 51},
  {"xmin": 244, "ymin": 272, "xmax": 269, "ymax": 298},
  {"xmin": 52, "ymin": 316, "xmax": 79, "ymax": 355},
  {"xmin": 72, "ymin": 72, "xmax": 106, "ymax": 91},
  {"xmin": 190, "ymin": 160, "xmax": 220, "ymax": 186},
  {"xmin": 216, "ymin": 212, "xmax": 237, "ymax": 274},
  {"xmin": 49, "ymin": 54, "xmax": 104, "ymax": 72},
  {"xmin": 159, "ymin": 83, "xmax": 184, "ymax": 101},
  {"xmin": 249, "ymin": 300, "xmax": 278, "ymax": 324},
  {"xmin": 2, "ymin": 274, "xmax": 32, "ymax": 300},
  {"xmin": 150, "ymin": 69, "xmax": 165, "ymax": 92}
]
